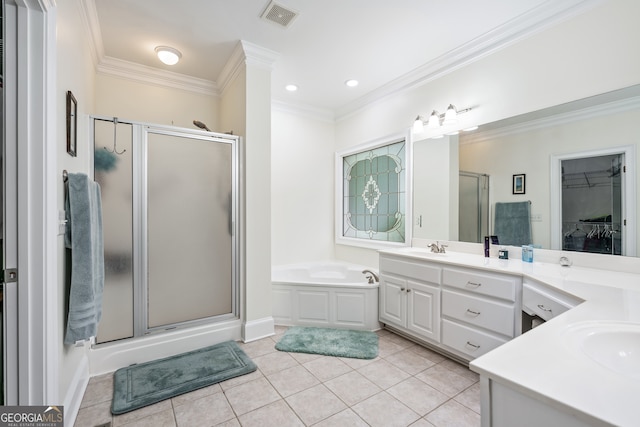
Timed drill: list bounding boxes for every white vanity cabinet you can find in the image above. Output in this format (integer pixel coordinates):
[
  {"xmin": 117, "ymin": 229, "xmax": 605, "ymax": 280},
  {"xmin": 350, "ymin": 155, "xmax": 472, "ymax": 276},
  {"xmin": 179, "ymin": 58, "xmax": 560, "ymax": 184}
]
[
  {"xmin": 441, "ymin": 267, "xmax": 521, "ymax": 360},
  {"xmin": 522, "ymin": 277, "xmax": 582, "ymax": 322},
  {"xmin": 379, "ymin": 255, "xmax": 441, "ymax": 343}
]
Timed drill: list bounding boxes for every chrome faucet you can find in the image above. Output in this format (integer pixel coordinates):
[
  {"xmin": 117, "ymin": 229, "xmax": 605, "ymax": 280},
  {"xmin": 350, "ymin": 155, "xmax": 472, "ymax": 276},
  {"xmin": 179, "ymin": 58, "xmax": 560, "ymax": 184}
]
[
  {"xmin": 362, "ymin": 269, "xmax": 379, "ymax": 284},
  {"xmin": 427, "ymin": 241, "xmax": 447, "ymax": 253}
]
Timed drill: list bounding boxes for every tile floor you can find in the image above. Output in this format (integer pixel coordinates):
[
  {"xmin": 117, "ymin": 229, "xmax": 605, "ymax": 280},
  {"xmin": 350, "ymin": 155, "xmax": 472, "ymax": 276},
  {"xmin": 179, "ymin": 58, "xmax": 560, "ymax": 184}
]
[{"xmin": 74, "ymin": 327, "xmax": 481, "ymax": 427}]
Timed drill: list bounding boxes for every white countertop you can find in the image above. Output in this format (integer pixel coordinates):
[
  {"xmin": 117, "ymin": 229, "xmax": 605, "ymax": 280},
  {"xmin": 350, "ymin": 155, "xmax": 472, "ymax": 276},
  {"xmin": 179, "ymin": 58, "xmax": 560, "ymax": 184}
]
[{"xmin": 379, "ymin": 246, "xmax": 640, "ymax": 427}]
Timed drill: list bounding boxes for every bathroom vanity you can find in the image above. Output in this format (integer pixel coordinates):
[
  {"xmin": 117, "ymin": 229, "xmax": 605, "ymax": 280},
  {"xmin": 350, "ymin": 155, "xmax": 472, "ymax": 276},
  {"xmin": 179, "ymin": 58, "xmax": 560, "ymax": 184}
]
[
  {"xmin": 378, "ymin": 246, "xmax": 640, "ymax": 427},
  {"xmin": 379, "ymin": 248, "xmax": 524, "ymax": 362}
]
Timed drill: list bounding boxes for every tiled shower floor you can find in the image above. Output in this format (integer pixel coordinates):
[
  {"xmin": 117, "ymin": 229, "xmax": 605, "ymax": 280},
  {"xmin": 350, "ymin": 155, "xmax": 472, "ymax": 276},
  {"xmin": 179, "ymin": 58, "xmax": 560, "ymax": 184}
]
[{"xmin": 74, "ymin": 327, "xmax": 481, "ymax": 427}]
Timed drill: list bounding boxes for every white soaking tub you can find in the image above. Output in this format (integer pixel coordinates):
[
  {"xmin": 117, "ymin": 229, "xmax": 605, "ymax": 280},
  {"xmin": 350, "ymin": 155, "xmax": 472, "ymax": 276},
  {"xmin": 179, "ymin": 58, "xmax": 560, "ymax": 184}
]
[{"xmin": 272, "ymin": 261, "xmax": 381, "ymax": 331}]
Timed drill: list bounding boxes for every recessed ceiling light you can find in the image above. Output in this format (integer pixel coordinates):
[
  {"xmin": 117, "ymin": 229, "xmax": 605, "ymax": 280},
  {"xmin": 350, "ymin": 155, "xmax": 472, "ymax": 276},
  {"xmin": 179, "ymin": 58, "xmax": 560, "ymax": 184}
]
[
  {"xmin": 345, "ymin": 79, "xmax": 359, "ymax": 87},
  {"xmin": 285, "ymin": 84, "xmax": 298, "ymax": 92},
  {"xmin": 155, "ymin": 46, "xmax": 182, "ymax": 65}
]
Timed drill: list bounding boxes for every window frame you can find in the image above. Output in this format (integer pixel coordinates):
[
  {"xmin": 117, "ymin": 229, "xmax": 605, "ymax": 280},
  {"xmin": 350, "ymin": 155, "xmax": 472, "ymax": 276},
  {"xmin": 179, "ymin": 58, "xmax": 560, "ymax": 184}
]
[{"xmin": 335, "ymin": 130, "xmax": 413, "ymax": 249}]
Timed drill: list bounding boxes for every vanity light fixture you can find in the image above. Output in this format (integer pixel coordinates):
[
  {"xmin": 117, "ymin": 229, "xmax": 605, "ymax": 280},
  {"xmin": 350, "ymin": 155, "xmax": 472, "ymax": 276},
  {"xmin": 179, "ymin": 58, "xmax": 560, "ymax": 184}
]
[
  {"xmin": 443, "ymin": 104, "xmax": 458, "ymax": 125},
  {"xmin": 428, "ymin": 110, "xmax": 440, "ymax": 128},
  {"xmin": 155, "ymin": 46, "xmax": 182, "ymax": 65},
  {"xmin": 412, "ymin": 105, "xmax": 473, "ymax": 133}
]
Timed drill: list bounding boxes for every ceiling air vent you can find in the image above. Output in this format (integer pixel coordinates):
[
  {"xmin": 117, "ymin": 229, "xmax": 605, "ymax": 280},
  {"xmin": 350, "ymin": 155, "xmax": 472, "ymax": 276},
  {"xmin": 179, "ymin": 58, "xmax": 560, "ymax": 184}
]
[{"xmin": 261, "ymin": 1, "xmax": 298, "ymax": 28}]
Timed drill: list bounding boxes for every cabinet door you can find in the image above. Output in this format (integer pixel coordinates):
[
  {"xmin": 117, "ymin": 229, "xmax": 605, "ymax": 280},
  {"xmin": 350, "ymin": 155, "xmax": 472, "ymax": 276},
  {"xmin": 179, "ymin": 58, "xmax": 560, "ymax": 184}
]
[
  {"xmin": 407, "ymin": 280, "xmax": 440, "ymax": 342},
  {"xmin": 379, "ymin": 274, "xmax": 406, "ymax": 327}
]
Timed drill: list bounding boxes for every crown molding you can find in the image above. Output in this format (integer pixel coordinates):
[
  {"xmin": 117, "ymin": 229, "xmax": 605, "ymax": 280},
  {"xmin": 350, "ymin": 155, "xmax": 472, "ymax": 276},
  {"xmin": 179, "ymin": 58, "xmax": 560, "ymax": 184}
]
[
  {"xmin": 217, "ymin": 40, "xmax": 280, "ymax": 98},
  {"xmin": 461, "ymin": 95, "xmax": 640, "ymax": 145},
  {"xmin": 335, "ymin": 0, "xmax": 605, "ymax": 122},
  {"xmin": 96, "ymin": 56, "xmax": 218, "ymax": 96}
]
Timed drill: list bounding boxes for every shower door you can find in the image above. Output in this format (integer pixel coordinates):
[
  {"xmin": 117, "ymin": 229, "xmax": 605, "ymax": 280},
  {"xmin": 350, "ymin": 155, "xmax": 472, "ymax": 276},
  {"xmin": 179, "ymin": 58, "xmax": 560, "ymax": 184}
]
[
  {"xmin": 459, "ymin": 171, "xmax": 490, "ymax": 243},
  {"xmin": 93, "ymin": 117, "xmax": 239, "ymax": 343},
  {"xmin": 145, "ymin": 129, "xmax": 236, "ymax": 330}
]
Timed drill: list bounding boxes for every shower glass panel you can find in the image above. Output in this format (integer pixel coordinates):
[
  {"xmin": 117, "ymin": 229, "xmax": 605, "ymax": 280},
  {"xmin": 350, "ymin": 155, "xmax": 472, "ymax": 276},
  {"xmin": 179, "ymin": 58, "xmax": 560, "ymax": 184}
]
[
  {"xmin": 94, "ymin": 119, "xmax": 134, "ymax": 343},
  {"xmin": 92, "ymin": 116, "xmax": 239, "ymax": 343},
  {"xmin": 459, "ymin": 171, "xmax": 489, "ymax": 243},
  {"xmin": 146, "ymin": 131, "xmax": 234, "ymax": 329}
]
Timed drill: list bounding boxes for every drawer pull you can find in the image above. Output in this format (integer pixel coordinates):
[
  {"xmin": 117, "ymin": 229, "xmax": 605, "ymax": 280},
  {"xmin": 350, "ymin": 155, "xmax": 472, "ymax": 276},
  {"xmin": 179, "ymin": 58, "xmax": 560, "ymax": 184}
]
[
  {"xmin": 465, "ymin": 341, "xmax": 481, "ymax": 351},
  {"xmin": 466, "ymin": 309, "xmax": 481, "ymax": 316},
  {"xmin": 537, "ymin": 304, "xmax": 552, "ymax": 312},
  {"xmin": 466, "ymin": 281, "xmax": 482, "ymax": 288}
]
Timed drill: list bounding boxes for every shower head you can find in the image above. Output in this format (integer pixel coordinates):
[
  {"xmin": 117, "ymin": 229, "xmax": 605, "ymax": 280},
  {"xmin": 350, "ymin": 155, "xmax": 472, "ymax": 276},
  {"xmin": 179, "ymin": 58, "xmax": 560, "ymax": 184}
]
[{"xmin": 193, "ymin": 120, "xmax": 211, "ymax": 131}]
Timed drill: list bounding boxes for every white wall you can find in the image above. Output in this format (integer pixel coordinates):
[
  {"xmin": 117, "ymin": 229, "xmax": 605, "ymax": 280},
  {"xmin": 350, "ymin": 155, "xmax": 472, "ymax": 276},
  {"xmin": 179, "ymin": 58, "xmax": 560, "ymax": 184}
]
[
  {"xmin": 413, "ymin": 135, "xmax": 459, "ymax": 241},
  {"xmin": 271, "ymin": 109, "xmax": 336, "ymax": 265},
  {"xmin": 56, "ymin": 0, "xmax": 97, "ymax": 409},
  {"xmin": 333, "ymin": 0, "xmax": 640, "ymax": 268},
  {"xmin": 95, "ymin": 74, "xmax": 218, "ymax": 130}
]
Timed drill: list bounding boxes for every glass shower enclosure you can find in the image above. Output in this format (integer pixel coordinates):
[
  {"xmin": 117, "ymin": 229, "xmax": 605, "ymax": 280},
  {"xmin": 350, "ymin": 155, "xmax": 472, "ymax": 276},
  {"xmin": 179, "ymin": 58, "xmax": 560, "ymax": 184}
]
[
  {"xmin": 92, "ymin": 116, "xmax": 239, "ymax": 343},
  {"xmin": 459, "ymin": 171, "xmax": 490, "ymax": 243}
]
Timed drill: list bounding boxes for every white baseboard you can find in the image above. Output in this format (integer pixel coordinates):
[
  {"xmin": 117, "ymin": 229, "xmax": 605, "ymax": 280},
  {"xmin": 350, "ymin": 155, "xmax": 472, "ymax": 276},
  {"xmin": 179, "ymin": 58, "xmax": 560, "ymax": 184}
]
[
  {"xmin": 242, "ymin": 317, "xmax": 275, "ymax": 342},
  {"xmin": 63, "ymin": 355, "xmax": 90, "ymax": 427},
  {"xmin": 89, "ymin": 320, "xmax": 242, "ymax": 376}
]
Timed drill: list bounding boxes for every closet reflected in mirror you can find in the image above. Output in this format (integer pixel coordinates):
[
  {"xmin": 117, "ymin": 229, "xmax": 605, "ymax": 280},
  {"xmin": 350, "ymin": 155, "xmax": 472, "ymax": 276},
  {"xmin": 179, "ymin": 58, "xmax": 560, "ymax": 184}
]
[{"xmin": 562, "ymin": 154, "xmax": 623, "ymax": 255}]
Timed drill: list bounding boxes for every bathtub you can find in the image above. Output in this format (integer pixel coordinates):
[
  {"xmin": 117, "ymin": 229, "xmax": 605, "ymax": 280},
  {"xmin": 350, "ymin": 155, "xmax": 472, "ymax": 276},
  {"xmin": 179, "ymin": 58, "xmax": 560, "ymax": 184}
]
[{"xmin": 272, "ymin": 261, "xmax": 381, "ymax": 331}]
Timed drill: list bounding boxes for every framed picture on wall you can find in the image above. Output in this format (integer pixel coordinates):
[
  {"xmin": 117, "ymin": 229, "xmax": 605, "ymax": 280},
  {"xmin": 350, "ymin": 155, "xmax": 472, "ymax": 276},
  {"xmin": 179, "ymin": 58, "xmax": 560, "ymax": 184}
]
[
  {"xmin": 66, "ymin": 90, "xmax": 77, "ymax": 157},
  {"xmin": 513, "ymin": 173, "xmax": 526, "ymax": 194}
]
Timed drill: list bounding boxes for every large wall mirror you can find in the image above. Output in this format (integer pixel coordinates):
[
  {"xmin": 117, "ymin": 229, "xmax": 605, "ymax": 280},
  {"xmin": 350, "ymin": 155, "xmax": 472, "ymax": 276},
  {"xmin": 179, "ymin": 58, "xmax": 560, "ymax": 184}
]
[{"xmin": 413, "ymin": 84, "xmax": 640, "ymax": 257}]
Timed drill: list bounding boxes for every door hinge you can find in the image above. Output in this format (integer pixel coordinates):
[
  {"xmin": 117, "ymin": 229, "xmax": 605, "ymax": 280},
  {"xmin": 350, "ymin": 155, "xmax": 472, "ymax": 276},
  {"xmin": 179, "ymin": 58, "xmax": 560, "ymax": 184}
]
[{"xmin": 2, "ymin": 268, "xmax": 18, "ymax": 283}]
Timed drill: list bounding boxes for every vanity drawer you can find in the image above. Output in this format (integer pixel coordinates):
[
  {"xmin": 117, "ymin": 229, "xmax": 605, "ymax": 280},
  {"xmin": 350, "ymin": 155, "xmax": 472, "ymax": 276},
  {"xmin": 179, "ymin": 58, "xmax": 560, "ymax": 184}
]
[
  {"xmin": 522, "ymin": 282, "xmax": 579, "ymax": 322},
  {"xmin": 380, "ymin": 256, "xmax": 441, "ymax": 284},
  {"xmin": 442, "ymin": 290, "xmax": 515, "ymax": 337},
  {"xmin": 442, "ymin": 319, "xmax": 508, "ymax": 359},
  {"xmin": 442, "ymin": 267, "xmax": 517, "ymax": 301}
]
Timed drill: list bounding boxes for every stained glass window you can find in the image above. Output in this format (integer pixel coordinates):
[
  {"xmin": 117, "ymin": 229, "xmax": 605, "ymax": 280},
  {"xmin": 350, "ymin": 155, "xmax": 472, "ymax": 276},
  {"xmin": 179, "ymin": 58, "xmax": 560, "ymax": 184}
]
[{"xmin": 340, "ymin": 138, "xmax": 407, "ymax": 244}]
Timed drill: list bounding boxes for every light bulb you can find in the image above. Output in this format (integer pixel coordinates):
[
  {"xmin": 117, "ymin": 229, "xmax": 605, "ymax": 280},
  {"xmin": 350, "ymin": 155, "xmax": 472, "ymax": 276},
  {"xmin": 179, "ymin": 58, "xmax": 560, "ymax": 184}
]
[{"xmin": 155, "ymin": 46, "xmax": 182, "ymax": 65}]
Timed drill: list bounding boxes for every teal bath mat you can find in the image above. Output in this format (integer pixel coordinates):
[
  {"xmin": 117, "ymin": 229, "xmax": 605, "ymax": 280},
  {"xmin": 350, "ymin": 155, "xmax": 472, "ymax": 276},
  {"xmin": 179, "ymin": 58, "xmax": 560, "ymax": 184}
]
[
  {"xmin": 111, "ymin": 340, "xmax": 256, "ymax": 414},
  {"xmin": 275, "ymin": 326, "xmax": 378, "ymax": 359}
]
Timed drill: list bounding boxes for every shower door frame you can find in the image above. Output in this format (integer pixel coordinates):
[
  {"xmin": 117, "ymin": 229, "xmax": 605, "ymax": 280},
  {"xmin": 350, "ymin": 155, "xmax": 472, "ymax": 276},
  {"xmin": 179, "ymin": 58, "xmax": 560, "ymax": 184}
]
[{"xmin": 91, "ymin": 116, "xmax": 241, "ymax": 341}]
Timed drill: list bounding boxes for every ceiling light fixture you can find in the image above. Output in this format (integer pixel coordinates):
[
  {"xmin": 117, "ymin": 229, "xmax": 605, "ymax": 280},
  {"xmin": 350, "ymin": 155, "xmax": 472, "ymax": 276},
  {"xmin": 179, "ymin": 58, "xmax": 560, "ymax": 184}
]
[
  {"xmin": 155, "ymin": 46, "xmax": 182, "ymax": 65},
  {"xmin": 285, "ymin": 84, "xmax": 299, "ymax": 92},
  {"xmin": 412, "ymin": 105, "xmax": 473, "ymax": 133},
  {"xmin": 345, "ymin": 79, "xmax": 359, "ymax": 87}
]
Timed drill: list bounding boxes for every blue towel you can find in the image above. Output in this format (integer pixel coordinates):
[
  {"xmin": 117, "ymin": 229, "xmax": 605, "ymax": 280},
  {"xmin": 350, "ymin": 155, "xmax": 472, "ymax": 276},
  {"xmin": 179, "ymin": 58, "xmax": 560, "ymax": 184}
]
[
  {"xmin": 64, "ymin": 173, "xmax": 105, "ymax": 345},
  {"xmin": 494, "ymin": 201, "xmax": 532, "ymax": 246}
]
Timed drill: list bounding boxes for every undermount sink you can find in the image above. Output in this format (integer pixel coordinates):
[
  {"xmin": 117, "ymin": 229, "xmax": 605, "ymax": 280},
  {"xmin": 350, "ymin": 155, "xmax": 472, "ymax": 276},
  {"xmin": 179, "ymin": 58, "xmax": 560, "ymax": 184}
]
[{"xmin": 565, "ymin": 321, "xmax": 640, "ymax": 380}]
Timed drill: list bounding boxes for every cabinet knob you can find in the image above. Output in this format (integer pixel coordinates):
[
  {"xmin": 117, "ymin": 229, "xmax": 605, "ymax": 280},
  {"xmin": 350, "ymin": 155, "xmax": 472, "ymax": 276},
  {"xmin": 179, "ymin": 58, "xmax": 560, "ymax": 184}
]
[
  {"xmin": 400, "ymin": 287, "xmax": 406, "ymax": 291},
  {"xmin": 406, "ymin": 289, "xmax": 411, "ymax": 293}
]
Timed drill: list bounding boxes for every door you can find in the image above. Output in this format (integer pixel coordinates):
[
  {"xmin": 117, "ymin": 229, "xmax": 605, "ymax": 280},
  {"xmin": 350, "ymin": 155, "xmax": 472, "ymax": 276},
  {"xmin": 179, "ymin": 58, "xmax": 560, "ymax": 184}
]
[
  {"xmin": 551, "ymin": 146, "xmax": 636, "ymax": 256},
  {"xmin": 379, "ymin": 274, "xmax": 405, "ymax": 326},
  {"xmin": 145, "ymin": 129, "xmax": 236, "ymax": 330},
  {"xmin": 407, "ymin": 280, "xmax": 441, "ymax": 341}
]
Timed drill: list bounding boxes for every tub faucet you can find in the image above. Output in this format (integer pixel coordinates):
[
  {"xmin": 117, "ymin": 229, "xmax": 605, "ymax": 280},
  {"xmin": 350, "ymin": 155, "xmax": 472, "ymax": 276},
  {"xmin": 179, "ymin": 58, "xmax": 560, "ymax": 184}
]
[{"xmin": 362, "ymin": 269, "xmax": 379, "ymax": 284}]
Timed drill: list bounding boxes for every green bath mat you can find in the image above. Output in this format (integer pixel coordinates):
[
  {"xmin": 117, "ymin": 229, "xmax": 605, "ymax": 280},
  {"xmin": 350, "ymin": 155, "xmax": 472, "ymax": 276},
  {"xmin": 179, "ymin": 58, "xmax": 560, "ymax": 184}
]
[
  {"xmin": 275, "ymin": 326, "xmax": 378, "ymax": 359},
  {"xmin": 111, "ymin": 340, "xmax": 256, "ymax": 414}
]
